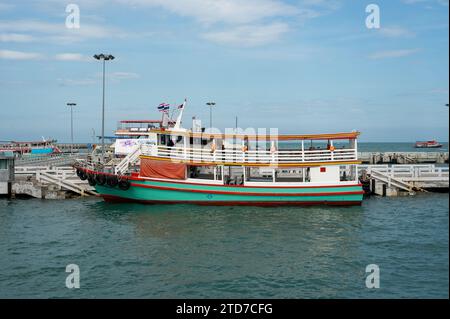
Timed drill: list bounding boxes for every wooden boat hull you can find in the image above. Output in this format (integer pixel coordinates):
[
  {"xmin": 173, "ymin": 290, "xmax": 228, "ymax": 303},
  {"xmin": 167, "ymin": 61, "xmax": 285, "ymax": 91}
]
[{"xmin": 94, "ymin": 178, "xmax": 364, "ymax": 206}]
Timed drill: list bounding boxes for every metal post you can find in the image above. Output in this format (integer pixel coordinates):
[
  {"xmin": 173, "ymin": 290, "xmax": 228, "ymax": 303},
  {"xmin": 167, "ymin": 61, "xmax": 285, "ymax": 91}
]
[
  {"xmin": 94, "ymin": 53, "xmax": 115, "ymax": 169},
  {"xmin": 206, "ymin": 102, "xmax": 215, "ymax": 129},
  {"xmin": 67, "ymin": 103, "xmax": 76, "ymax": 155},
  {"xmin": 101, "ymin": 58, "xmax": 105, "ymax": 166},
  {"xmin": 71, "ymin": 105, "xmax": 73, "ymax": 152}
]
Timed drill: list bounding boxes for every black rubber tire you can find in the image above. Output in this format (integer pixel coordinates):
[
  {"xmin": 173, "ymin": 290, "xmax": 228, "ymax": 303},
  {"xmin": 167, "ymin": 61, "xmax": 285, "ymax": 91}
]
[
  {"xmin": 79, "ymin": 171, "xmax": 88, "ymax": 181},
  {"xmin": 106, "ymin": 175, "xmax": 119, "ymax": 187},
  {"xmin": 96, "ymin": 174, "xmax": 106, "ymax": 185},
  {"xmin": 118, "ymin": 179, "xmax": 131, "ymax": 190},
  {"xmin": 88, "ymin": 176, "xmax": 97, "ymax": 187},
  {"xmin": 76, "ymin": 169, "xmax": 83, "ymax": 178}
]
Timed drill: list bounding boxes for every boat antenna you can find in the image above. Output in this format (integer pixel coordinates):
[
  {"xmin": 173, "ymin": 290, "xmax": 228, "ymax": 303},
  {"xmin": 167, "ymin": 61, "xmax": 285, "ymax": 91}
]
[{"xmin": 173, "ymin": 98, "xmax": 187, "ymax": 130}]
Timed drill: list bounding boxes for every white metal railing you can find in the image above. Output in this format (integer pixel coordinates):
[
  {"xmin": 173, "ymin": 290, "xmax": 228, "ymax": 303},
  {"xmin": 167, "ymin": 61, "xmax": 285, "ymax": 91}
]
[
  {"xmin": 114, "ymin": 145, "xmax": 141, "ymax": 174},
  {"xmin": 140, "ymin": 144, "xmax": 357, "ymax": 164},
  {"xmin": 15, "ymin": 165, "xmax": 97, "ymax": 195},
  {"xmin": 359, "ymin": 164, "xmax": 449, "ymax": 180}
]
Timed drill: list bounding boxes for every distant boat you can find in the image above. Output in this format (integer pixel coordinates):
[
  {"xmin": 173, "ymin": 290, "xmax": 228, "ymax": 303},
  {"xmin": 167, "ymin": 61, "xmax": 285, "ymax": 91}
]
[
  {"xmin": 0, "ymin": 139, "xmax": 61, "ymax": 155},
  {"xmin": 415, "ymin": 140, "xmax": 443, "ymax": 148}
]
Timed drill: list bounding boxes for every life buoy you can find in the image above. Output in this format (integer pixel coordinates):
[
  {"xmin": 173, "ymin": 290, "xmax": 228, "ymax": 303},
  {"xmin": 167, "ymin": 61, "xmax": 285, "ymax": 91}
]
[
  {"xmin": 118, "ymin": 179, "xmax": 131, "ymax": 190},
  {"xmin": 96, "ymin": 174, "xmax": 106, "ymax": 185},
  {"xmin": 106, "ymin": 175, "xmax": 119, "ymax": 187},
  {"xmin": 329, "ymin": 146, "xmax": 335, "ymax": 151},
  {"xmin": 270, "ymin": 145, "xmax": 277, "ymax": 154},
  {"xmin": 241, "ymin": 145, "xmax": 248, "ymax": 152},
  {"xmin": 210, "ymin": 142, "xmax": 216, "ymax": 153}
]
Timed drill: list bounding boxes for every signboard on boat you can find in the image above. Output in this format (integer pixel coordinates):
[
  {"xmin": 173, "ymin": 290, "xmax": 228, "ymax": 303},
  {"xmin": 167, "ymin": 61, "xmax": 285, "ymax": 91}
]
[{"xmin": 114, "ymin": 134, "xmax": 157, "ymax": 155}]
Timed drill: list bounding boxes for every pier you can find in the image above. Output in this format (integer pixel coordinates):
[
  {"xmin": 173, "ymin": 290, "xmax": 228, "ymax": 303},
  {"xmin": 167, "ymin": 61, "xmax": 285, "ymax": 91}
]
[
  {"xmin": 359, "ymin": 164, "xmax": 449, "ymax": 197},
  {"xmin": 12, "ymin": 165, "xmax": 96, "ymax": 199},
  {"xmin": 358, "ymin": 151, "xmax": 448, "ymax": 164},
  {"xmin": 3, "ymin": 153, "xmax": 95, "ymax": 199}
]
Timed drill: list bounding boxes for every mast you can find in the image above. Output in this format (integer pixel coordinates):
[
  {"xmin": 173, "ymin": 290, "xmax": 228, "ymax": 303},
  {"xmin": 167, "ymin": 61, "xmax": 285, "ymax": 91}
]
[{"xmin": 173, "ymin": 99, "xmax": 186, "ymax": 130}]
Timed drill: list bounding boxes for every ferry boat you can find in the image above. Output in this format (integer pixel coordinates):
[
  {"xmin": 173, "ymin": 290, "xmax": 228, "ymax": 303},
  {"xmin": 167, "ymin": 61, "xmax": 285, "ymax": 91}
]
[
  {"xmin": 415, "ymin": 140, "xmax": 442, "ymax": 148},
  {"xmin": 0, "ymin": 139, "xmax": 61, "ymax": 156},
  {"xmin": 75, "ymin": 101, "xmax": 364, "ymax": 206}
]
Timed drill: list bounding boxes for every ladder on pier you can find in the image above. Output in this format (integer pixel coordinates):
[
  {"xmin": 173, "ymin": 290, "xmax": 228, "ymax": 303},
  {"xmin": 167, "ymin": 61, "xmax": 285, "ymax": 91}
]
[
  {"xmin": 362, "ymin": 165, "xmax": 433, "ymax": 195},
  {"xmin": 36, "ymin": 171, "xmax": 97, "ymax": 196},
  {"xmin": 115, "ymin": 145, "xmax": 141, "ymax": 175},
  {"xmin": 15, "ymin": 166, "xmax": 97, "ymax": 196}
]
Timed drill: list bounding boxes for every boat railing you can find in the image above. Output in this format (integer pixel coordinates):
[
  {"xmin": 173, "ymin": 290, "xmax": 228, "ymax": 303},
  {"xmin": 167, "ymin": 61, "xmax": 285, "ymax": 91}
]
[{"xmin": 140, "ymin": 145, "xmax": 358, "ymax": 164}]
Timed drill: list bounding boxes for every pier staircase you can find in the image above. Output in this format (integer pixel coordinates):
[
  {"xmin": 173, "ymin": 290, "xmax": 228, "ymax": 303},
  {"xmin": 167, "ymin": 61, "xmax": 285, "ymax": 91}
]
[
  {"xmin": 115, "ymin": 145, "xmax": 141, "ymax": 175},
  {"xmin": 14, "ymin": 166, "xmax": 97, "ymax": 197},
  {"xmin": 359, "ymin": 164, "xmax": 448, "ymax": 196}
]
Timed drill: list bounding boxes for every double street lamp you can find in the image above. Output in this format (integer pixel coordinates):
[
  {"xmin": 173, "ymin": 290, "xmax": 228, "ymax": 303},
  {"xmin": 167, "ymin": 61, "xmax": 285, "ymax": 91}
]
[
  {"xmin": 206, "ymin": 102, "xmax": 216, "ymax": 129},
  {"xmin": 66, "ymin": 102, "xmax": 76, "ymax": 154},
  {"xmin": 93, "ymin": 54, "xmax": 115, "ymax": 166}
]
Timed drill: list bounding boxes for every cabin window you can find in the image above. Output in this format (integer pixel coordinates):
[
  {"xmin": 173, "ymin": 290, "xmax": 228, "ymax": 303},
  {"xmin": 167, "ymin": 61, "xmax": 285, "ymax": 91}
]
[
  {"xmin": 160, "ymin": 134, "xmax": 166, "ymax": 145},
  {"xmin": 0, "ymin": 160, "xmax": 7, "ymax": 169},
  {"xmin": 245, "ymin": 167, "xmax": 273, "ymax": 183},
  {"xmin": 188, "ymin": 165, "xmax": 222, "ymax": 181},
  {"xmin": 340, "ymin": 165, "xmax": 357, "ymax": 181}
]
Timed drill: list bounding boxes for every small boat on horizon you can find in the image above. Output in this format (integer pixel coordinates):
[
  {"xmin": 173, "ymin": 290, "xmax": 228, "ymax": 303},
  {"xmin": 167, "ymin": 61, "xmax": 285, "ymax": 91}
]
[{"xmin": 414, "ymin": 140, "xmax": 443, "ymax": 149}]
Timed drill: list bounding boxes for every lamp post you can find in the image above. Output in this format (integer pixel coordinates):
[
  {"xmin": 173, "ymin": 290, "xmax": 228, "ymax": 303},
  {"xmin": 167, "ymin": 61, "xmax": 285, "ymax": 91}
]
[
  {"xmin": 93, "ymin": 53, "xmax": 114, "ymax": 167},
  {"xmin": 66, "ymin": 102, "xmax": 76, "ymax": 154},
  {"xmin": 206, "ymin": 102, "xmax": 216, "ymax": 129}
]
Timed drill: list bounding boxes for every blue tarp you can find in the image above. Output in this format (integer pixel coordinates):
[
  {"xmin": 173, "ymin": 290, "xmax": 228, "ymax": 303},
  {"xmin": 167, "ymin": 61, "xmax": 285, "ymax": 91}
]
[{"xmin": 30, "ymin": 148, "xmax": 53, "ymax": 154}]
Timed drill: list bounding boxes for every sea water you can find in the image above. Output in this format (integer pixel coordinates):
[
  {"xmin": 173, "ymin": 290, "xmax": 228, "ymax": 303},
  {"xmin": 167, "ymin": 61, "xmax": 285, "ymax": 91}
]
[{"xmin": 0, "ymin": 193, "xmax": 448, "ymax": 298}]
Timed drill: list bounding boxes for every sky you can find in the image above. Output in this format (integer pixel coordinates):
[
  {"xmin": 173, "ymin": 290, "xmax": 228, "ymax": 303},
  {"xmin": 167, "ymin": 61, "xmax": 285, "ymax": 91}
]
[{"xmin": 0, "ymin": 0, "xmax": 448, "ymax": 142}]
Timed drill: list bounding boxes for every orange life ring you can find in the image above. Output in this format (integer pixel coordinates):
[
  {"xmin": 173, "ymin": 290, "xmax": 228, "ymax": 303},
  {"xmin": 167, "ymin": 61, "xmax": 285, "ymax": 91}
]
[
  {"xmin": 242, "ymin": 145, "xmax": 248, "ymax": 152},
  {"xmin": 329, "ymin": 145, "xmax": 335, "ymax": 151}
]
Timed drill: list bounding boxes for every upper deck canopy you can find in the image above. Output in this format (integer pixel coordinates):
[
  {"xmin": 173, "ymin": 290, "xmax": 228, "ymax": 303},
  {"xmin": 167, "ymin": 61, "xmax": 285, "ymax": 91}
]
[{"xmin": 149, "ymin": 129, "xmax": 360, "ymax": 141}]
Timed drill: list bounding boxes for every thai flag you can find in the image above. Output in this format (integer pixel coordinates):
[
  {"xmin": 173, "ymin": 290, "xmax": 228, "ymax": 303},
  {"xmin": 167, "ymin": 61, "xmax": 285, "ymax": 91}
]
[
  {"xmin": 178, "ymin": 99, "xmax": 187, "ymax": 109},
  {"xmin": 158, "ymin": 103, "xmax": 169, "ymax": 112}
]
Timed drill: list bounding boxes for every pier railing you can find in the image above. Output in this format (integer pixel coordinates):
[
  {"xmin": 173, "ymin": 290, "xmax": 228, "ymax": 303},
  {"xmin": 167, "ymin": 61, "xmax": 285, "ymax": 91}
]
[
  {"xmin": 15, "ymin": 166, "xmax": 97, "ymax": 196},
  {"xmin": 359, "ymin": 164, "xmax": 449, "ymax": 181},
  {"xmin": 140, "ymin": 145, "xmax": 358, "ymax": 164}
]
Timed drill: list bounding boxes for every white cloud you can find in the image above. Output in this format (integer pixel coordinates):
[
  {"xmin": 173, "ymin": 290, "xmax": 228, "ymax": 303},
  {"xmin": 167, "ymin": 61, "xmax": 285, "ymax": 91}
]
[
  {"xmin": 0, "ymin": 33, "xmax": 35, "ymax": 42},
  {"xmin": 429, "ymin": 88, "xmax": 449, "ymax": 94},
  {"xmin": 402, "ymin": 0, "xmax": 449, "ymax": 5},
  {"xmin": 0, "ymin": 49, "xmax": 43, "ymax": 60},
  {"xmin": 54, "ymin": 53, "xmax": 91, "ymax": 61},
  {"xmin": 113, "ymin": 0, "xmax": 334, "ymax": 47},
  {"xmin": 202, "ymin": 23, "xmax": 289, "ymax": 47},
  {"xmin": 369, "ymin": 49, "xmax": 420, "ymax": 59},
  {"xmin": 58, "ymin": 71, "xmax": 140, "ymax": 86},
  {"xmin": 108, "ymin": 72, "xmax": 140, "ymax": 80},
  {"xmin": 379, "ymin": 26, "xmax": 415, "ymax": 38},
  {"xmin": 0, "ymin": 3, "xmax": 14, "ymax": 11},
  {"xmin": 0, "ymin": 20, "xmax": 127, "ymax": 44},
  {"xmin": 116, "ymin": 0, "xmax": 299, "ymax": 25}
]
